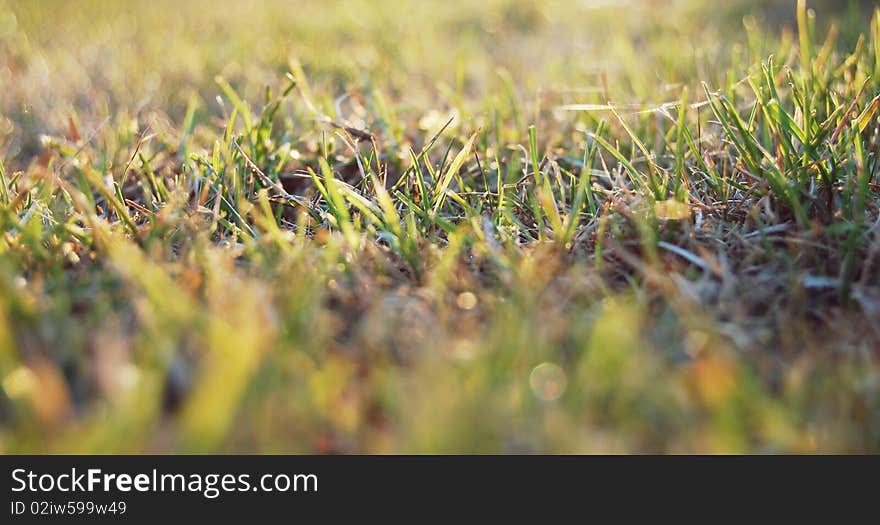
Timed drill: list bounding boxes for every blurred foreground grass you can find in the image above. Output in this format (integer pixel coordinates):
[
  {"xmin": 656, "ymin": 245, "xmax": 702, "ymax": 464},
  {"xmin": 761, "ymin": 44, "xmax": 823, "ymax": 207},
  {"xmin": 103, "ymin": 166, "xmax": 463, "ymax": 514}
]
[{"xmin": 1, "ymin": 0, "xmax": 879, "ymax": 452}]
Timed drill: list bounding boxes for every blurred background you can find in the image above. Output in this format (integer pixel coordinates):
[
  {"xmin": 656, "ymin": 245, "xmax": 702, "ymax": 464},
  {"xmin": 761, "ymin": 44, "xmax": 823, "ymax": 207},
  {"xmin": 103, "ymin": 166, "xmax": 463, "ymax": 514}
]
[{"xmin": 2, "ymin": 0, "xmax": 875, "ymax": 165}]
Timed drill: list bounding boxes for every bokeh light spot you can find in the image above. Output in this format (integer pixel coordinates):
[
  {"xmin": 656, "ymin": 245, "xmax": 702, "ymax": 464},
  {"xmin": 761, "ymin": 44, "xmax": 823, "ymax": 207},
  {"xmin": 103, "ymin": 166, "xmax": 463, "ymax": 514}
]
[
  {"xmin": 529, "ymin": 362, "xmax": 567, "ymax": 402},
  {"xmin": 456, "ymin": 292, "xmax": 478, "ymax": 310}
]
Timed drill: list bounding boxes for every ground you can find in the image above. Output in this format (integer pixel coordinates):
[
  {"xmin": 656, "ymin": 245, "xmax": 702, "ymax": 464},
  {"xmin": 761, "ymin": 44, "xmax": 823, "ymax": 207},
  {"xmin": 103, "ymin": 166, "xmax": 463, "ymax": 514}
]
[{"xmin": 0, "ymin": 0, "xmax": 878, "ymax": 452}]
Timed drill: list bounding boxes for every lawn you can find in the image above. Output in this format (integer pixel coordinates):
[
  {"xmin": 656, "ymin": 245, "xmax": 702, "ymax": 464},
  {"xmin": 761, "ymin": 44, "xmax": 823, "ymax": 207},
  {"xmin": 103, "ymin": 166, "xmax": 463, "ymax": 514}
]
[{"xmin": 1, "ymin": 0, "xmax": 878, "ymax": 453}]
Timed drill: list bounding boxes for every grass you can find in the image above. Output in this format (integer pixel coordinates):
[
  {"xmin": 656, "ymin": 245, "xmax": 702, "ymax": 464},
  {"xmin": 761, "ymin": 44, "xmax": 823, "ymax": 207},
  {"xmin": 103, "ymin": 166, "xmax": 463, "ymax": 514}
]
[{"xmin": 0, "ymin": 0, "xmax": 878, "ymax": 453}]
